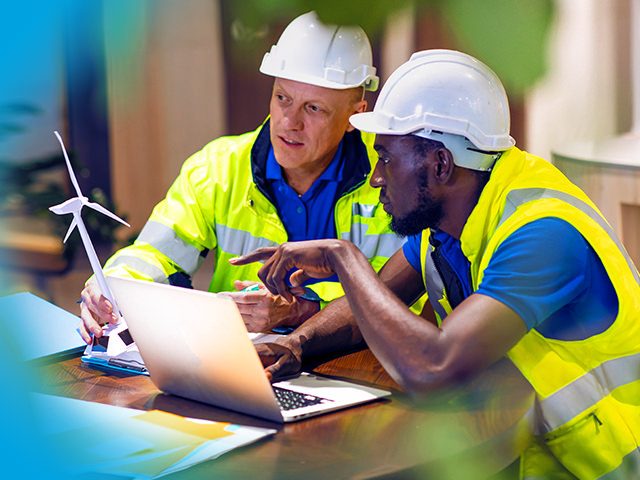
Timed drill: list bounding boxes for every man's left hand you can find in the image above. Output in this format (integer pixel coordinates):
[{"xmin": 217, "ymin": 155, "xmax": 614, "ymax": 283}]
[{"xmin": 225, "ymin": 280, "xmax": 319, "ymax": 333}]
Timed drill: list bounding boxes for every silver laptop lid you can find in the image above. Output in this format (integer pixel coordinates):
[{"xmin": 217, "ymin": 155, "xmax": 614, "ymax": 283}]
[{"xmin": 106, "ymin": 276, "xmax": 284, "ymax": 423}]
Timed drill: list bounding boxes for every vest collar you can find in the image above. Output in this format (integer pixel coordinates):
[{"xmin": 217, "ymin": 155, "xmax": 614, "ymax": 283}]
[{"xmin": 459, "ymin": 146, "xmax": 524, "ymax": 268}]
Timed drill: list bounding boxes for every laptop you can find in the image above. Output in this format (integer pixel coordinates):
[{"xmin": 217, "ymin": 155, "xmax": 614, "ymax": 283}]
[{"xmin": 106, "ymin": 276, "xmax": 391, "ymax": 423}]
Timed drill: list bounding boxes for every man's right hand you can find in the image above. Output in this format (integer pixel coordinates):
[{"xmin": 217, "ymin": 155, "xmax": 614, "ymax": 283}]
[
  {"xmin": 255, "ymin": 341, "xmax": 303, "ymax": 382},
  {"xmin": 78, "ymin": 279, "xmax": 119, "ymax": 344}
]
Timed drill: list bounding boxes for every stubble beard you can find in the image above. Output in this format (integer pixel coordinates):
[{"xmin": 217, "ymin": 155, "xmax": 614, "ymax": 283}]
[{"xmin": 389, "ymin": 167, "xmax": 443, "ymax": 237}]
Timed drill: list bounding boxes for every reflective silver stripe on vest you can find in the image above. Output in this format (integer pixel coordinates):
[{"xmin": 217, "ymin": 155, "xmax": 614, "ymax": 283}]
[
  {"xmin": 138, "ymin": 221, "xmax": 203, "ymax": 274},
  {"xmin": 500, "ymin": 190, "xmax": 640, "ymax": 443},
  {"xmin": 215, "ymin": 223, "xmax": 278, "ymax": 257},
  {"xmin": 499, "ymin": 188, "xmax": 640, "ymax": 285},
  {"xmin": 599, "ymin": 448, "xmax": 640, "ymax": 479},
  {"xmin": 340, "ymin": 226, "xmax": 404, "ymax": 259},
  {"xmin": 107, "ymin": 255, "xmax": 169, "ymax": 283},
  {"xmin": 423, "ymin": 241, "xmax": 449, "ymax": 320},
  {"xmin": 351, "ymin": 202, "xmax": 376, "ymax": 218},
  {"xmin": 537, "ymin": 352, "xmax": 640, "ymax": 433}
]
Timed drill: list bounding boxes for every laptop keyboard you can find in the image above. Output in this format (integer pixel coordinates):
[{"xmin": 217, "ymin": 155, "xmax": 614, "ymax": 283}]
[{"xmin": 272, "ymin": 386, "xmax": 333, "ymax": 411}]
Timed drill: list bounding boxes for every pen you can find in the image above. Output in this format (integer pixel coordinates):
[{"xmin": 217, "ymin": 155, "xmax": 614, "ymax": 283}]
[
  {"xmin": 242, "ymin": 282, "xmax": 320, "ymax": 302},
  {"xmin": 240, "ymin": 284, "xmax": 261, "ymax": 292},
  {"xmin": 108, "ymin": 358, "xmax": 147, "ymax": 372}
]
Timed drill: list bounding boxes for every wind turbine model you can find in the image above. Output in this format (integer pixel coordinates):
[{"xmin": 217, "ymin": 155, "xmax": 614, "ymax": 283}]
[
  {"xmin": 50, "ymin": 130, "xmax": 130, "ymax": 312},
  {"xmin": 49, "ymin": 131, "xmax": 130, "ymax": 329}
]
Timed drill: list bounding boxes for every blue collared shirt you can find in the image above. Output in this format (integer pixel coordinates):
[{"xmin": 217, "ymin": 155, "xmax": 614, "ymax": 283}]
[
  {"xmin": 402, "ymin": 218, "xmax": 617, "ymax": 340},
  {"xmin": 266, "ymin": 141, "xmax": 345, "ymax": 242}
]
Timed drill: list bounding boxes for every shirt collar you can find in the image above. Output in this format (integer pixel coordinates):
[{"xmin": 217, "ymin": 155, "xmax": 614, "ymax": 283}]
[
  {"xmin": 265, "ymin": 140, "xmax": 345, "ymax": 183},
  {"xmin": 265, "ymin": 146, "xmax": 283, "ymax": 180}
]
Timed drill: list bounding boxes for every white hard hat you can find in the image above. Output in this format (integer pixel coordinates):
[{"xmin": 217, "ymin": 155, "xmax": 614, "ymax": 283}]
[
  {"xmin": 260, "ymin": 11, "xmax": 379, "ymax": 92},
  {"xmin": 350, "ymin": 49, "xmax": 515, "ymax": 170}
]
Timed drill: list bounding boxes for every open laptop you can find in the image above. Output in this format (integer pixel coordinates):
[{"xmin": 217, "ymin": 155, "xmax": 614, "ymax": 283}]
[{"xmin": 106, "ymin": 276, "xmax": 391, "ymax": 423}]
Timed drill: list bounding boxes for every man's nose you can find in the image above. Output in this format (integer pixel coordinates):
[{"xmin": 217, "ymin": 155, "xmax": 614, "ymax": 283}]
[
  {"xmin": 282, "ymin": 107, "xmax": 303, "ymax": 130},
  {"xmin": 370, "ymin": 161, "xmax": 385, "ymax": 188}
]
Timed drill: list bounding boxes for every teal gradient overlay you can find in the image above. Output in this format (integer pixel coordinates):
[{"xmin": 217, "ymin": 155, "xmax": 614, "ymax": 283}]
[
  {"xmin": 0, "ymin": 1, "xmax": 146, "ymax": 478},
  {"xmin": 0, "ymin": 316, "xmax": 66, "ymax": 478}
]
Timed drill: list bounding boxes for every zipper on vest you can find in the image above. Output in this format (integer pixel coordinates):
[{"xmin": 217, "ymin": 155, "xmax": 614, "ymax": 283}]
[{"xmin": 592, "ymin": 411, "xmax": 603, "ymax": 434}]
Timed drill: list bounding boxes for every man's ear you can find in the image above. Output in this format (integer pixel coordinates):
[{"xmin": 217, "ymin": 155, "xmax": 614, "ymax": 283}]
[
  {"xmin": 346, "ymin": 99, "xmax": 368, "ymax": 132},
  {"xmin": 433, "ymin": 147, "xmax": 455, "ymax": 184}
]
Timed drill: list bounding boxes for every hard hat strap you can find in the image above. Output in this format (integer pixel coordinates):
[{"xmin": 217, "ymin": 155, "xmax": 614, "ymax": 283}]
[{"xmin": 413, "ymin": 130, "xmax": 501, "ymax": 172}]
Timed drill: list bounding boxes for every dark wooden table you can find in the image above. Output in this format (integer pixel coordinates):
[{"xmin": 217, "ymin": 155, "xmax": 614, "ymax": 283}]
[{"xmin": 37, "ymin": 349, "xmax": 534, "ymax": 479}]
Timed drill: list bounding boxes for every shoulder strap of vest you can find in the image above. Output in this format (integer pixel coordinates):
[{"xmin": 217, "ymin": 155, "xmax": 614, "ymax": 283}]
[{"xmin": 336, "ymin": 129, "xmax": 372, "ymax": 197}]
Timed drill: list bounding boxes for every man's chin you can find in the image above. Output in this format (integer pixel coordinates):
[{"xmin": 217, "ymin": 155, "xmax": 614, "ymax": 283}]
[
  {"xmin": 389, "ymin": 214, "xmax": 431, "ymax": 237},
  {"xmin": 390, "ymin": 218, "xmax": 414, "ymax": 238}
]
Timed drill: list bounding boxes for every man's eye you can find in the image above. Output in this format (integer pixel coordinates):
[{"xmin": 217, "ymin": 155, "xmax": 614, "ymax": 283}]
[
  {"xmin": 379, "ymin": 155, "xmax": 391, "ymax": 165},
  {"xmin": 307, "ymin": 104, "xmax": 321, "ymax": 113}
]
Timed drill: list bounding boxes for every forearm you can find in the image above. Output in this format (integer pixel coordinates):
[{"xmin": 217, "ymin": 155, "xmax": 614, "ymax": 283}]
[
  {"xmin": 103, "ymin": 242, "xmax": 186, "ymax": 283},
  {"xmin": 328, "ymin": 243, "xmax": 448, "ymax": 392},
  {"xmin": 281, "ymin": 297, "xmax": 321, "ymax": 328},
  {"xmin": 282, "ymin": 247, "xmax": 427, "ymax": 361},
  {"xmin": 329, "ymin": 243, "xmax": 527, "ymax": 394},
  {"xmin": 235, "ymin": 240, "xmax": 524, "ymax": 394},
  {"xmin": 281, "ymin": 295, "xmax": 363, "ymax": 359}
]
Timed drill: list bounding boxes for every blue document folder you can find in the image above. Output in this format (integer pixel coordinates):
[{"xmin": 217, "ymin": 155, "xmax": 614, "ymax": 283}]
[{"xmin": 0, "ymin": 292, "xmax": 85, "ymax": 362}]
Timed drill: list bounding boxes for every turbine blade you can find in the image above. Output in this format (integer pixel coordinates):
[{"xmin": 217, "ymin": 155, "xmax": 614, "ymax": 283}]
[
  {"xmin": 63, "ymin": 217, "xmax": 78, "ymax": 243},
  {"xmin": 86, "ymin": 201, "xmax": 130, "ymax": 227},
  {"xmin": 54, "ymin": 131, "xmax": 83, "ymax": 198}
]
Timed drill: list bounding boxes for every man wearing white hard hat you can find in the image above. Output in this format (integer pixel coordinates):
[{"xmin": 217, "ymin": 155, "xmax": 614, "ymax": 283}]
[
  {"xmin": 78, "ymin": 12, "xmax": 404, "ymax": 340},
  {"xmin": 234, "ymin": 49, "xmax": 640, "ymax": 479}
]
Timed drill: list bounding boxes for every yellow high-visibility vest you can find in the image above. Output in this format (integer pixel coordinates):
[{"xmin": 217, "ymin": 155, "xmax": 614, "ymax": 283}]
[
  {"xmin": 104, "ymin": 120, "xmax": 404, "ymax": 305},
  {"xmin": 419, "ymin": 146, "xmax": 640, "ymax": 479}
]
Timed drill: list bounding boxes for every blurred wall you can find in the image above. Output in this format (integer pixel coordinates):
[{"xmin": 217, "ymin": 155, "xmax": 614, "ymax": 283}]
[
  {"xmin": 104, "ymin": 0, "xmax": 226, "ymax": 237},
  {"xmin": 526, "ymin": 0, "xmax": 633, "ymax": 159},
  {"xmin": 102, "ymin": 0, "xmax": 633, "ymax": 240},
  {"xmin": 381, "ymin": 5, "xmax": 527, "ymax": 147}
]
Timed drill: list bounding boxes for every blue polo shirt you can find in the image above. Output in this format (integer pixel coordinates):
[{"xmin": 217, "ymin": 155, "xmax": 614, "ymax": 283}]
[
  {"xmin": 266, "ymin": 142, "xmax": 344, "ymax": 242},
  {"xmin": 266, "ymin": 142, "xmax": 345, "ymax": 288},
  {"xmin": 402, "ymin": 218, "xmax": 618, "ymax": 340}
]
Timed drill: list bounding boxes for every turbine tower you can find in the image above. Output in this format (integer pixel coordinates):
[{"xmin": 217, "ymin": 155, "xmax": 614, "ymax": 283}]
[{"xmin": 49, "ymin": 130, "xmax": 129, "ymax": 318}]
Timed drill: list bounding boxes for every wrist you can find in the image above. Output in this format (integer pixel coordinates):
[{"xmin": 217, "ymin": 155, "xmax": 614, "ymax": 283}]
[
  {"xmin": 329, "ymin": 240, "xmax": 365, "ymax": 277},
  {"xmin": 277, "ymin": 330, "xmax": 304, "ymax": 360}
]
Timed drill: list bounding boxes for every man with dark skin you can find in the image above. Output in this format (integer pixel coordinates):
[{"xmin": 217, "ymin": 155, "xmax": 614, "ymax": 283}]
[
  {"xmin": 231, "ymin": 133, "xmax": 525, "ymax": 390},
  {"xmin": 232, "ymin": 50, "xmax": 640, "ymax": 479}
]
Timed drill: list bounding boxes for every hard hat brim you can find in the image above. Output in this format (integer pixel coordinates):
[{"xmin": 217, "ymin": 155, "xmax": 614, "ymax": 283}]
[
  {"xmin": 261, "ymin": 67, "xmax": 377, "ymax": 91},
  {"xmin": 349, "ymin": 111, "xmax": 417, "ymax": 135},
  {"xmin": 350, "ymin": 111, "xmax": 515, "ymax": 151}
]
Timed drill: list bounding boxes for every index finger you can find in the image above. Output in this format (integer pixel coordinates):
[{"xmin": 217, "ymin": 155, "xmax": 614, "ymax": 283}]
[{"xmin": 229, "ymin": 247, "xmax": 279, "ymax": 266}]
